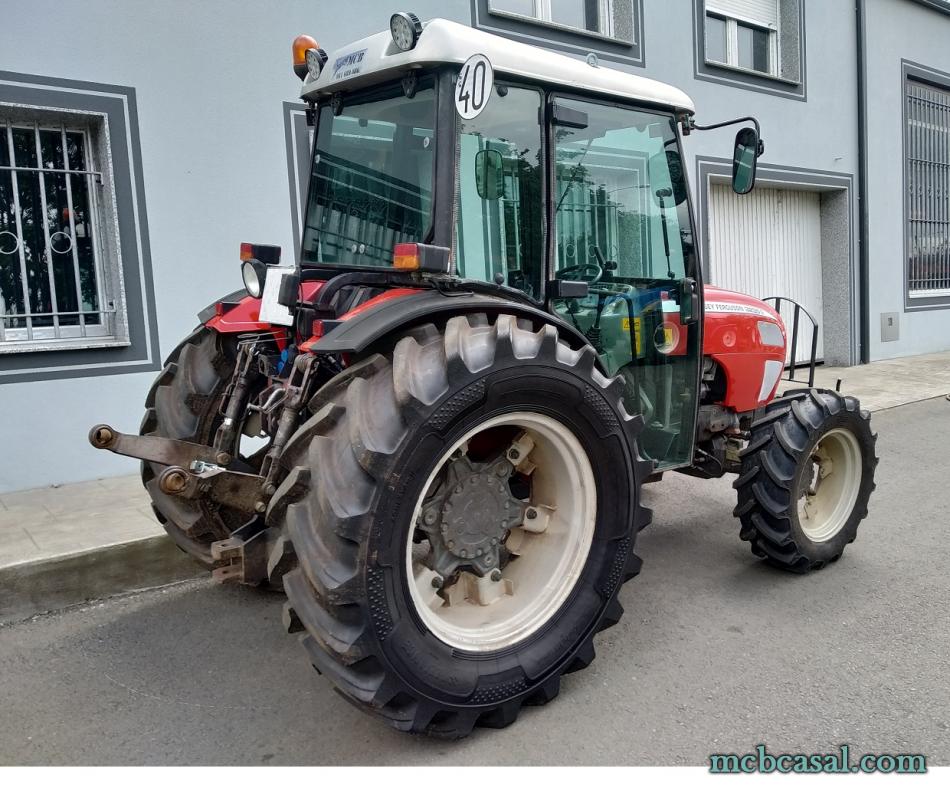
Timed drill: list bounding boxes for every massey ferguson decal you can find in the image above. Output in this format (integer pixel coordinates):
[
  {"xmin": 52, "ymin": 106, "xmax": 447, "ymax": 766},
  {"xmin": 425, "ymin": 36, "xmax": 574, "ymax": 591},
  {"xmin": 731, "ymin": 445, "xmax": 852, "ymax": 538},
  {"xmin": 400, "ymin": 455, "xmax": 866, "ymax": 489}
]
[{"xmin": 705, "ymin": 301, "xmax": 772, "ymax": 318}]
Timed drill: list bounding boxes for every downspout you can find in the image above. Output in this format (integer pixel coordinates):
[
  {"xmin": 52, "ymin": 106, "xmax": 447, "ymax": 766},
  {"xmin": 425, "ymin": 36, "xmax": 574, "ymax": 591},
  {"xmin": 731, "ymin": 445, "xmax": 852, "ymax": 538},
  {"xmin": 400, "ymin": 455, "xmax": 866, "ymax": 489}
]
[{"xmin": 856, "ymin": 0, "xmax": 871, "ymax": 363}]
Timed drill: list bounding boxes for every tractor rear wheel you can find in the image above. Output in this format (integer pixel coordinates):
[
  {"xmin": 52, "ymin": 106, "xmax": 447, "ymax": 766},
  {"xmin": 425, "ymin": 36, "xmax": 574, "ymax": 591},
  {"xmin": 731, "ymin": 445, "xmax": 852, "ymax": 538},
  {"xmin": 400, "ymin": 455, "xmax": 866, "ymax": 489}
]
[
  {"xmin": 733, "ymin": 389, "xmax": 878, "ymax": 572},
  {"xmin": 140, "ymin": 326, "xmax": 261, "ymax": 567},
  {"xmin": 268, "ymin": 314, "xmax": 651, "ymax": 737}
]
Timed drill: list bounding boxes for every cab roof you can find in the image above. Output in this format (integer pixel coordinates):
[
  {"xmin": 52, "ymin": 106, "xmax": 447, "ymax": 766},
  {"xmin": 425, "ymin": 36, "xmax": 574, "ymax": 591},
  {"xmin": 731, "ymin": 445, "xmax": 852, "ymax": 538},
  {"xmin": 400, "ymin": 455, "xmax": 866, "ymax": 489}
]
[{"xmin": 301, "ymin": 17, "xmax": 695, "ymax": 114}]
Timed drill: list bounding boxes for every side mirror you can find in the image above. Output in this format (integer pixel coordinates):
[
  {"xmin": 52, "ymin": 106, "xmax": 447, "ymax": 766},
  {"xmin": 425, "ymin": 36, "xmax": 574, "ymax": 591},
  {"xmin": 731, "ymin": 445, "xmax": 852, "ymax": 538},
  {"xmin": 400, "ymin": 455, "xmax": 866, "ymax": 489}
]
[
  {"xmin": 475, "ymin": 148, "xmax": 504, "ymax": 201},
  {"xmin": 732, "ymin": 127, "xmax": 762, "ymax": 195}
]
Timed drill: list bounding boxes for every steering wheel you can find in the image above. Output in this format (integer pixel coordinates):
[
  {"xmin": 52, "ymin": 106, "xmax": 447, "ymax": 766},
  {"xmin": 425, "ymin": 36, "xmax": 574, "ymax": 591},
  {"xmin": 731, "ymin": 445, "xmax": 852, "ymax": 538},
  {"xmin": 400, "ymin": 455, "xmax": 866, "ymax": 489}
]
[{"xmin": 556, "ymin": 262, "xmax": 603, "ymax": 285}]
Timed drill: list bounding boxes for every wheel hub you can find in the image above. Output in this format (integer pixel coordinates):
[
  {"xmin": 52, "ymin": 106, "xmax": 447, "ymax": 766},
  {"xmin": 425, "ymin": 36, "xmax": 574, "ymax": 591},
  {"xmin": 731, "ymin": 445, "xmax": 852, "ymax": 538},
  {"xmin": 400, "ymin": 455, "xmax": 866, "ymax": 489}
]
[{"xmin": 418, "ymin": 454, "xmax": 526, "ymax": 578}]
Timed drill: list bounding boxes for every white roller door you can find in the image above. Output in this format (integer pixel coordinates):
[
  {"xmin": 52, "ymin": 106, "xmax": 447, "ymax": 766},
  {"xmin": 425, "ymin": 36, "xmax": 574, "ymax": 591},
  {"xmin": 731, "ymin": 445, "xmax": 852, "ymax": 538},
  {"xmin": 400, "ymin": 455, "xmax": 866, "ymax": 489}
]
[
  {"xmin": 708, "ymin": 184, "xmax": 824, "ymax": 364},
  {"xmin": 706, "ymin": 0, "xmax": 778, "ymax": 27}
]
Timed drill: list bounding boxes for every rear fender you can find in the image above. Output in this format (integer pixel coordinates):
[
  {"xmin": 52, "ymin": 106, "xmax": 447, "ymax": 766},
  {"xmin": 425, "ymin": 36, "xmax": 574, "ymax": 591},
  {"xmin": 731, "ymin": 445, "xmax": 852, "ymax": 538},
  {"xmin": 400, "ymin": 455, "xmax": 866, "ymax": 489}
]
[
  {"xmin": 198, "ymin": 282, "xmax": 326, "ymax": 348},
  {"xmin": 302, "ymin": 288, "xmax": 596, "ymax": 359}
]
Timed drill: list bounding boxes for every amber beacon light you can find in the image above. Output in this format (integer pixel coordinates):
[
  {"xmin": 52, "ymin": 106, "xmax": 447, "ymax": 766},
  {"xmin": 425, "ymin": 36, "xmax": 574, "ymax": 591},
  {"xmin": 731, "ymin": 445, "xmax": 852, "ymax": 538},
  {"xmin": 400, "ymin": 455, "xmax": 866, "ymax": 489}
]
[{"xmin": 292, "ymin": 34, "xmax": 322, "ymax": 80}]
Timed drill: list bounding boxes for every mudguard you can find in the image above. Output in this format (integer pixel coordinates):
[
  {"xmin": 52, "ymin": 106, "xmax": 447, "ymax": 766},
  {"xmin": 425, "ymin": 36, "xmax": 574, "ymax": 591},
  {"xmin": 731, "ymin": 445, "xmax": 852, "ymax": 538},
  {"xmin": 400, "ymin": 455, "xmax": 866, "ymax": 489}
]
[{"xmin": 305, "ymin": 288, "xmax": 594, "ymax": 357}]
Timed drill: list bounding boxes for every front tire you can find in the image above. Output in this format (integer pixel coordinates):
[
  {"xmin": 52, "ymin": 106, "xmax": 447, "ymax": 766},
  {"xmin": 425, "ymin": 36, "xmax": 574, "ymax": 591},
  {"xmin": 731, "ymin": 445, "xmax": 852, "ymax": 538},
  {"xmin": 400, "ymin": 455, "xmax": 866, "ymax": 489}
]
[
  {"xmin": 734, "ymin": 389, "xmax": 878, "ymax": 572},
  {"xmin": 268, "ymin": 315, "xmax": 651, "ymax": 737}
]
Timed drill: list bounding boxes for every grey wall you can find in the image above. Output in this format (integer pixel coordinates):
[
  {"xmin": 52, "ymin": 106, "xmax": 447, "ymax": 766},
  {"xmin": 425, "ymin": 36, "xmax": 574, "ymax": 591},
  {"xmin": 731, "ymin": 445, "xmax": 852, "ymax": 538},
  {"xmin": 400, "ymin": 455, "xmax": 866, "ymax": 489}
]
[
  {"xmin": 0, "ymin": 0, "xmax": 941, "ymax": 492},
  {"xmin": 864, "ymin": 0, "xmax": 950, "ymax": 360}
]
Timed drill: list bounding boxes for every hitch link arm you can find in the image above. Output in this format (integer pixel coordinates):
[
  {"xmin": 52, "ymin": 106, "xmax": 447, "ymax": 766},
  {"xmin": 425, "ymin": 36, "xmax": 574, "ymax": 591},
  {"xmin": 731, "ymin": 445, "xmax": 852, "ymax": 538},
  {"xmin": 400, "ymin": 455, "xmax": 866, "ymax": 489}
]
[{"xmin": 89, "ymin": 425, "xmax": 220, "ymax": 467}]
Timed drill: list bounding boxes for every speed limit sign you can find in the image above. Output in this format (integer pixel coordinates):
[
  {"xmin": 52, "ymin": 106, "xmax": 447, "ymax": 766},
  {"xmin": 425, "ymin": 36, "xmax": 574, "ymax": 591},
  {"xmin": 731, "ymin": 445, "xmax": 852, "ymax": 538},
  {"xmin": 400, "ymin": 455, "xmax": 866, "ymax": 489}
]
[{"xmin": 455, "ymin": 54, "xmax": 493, "ymax": 119}]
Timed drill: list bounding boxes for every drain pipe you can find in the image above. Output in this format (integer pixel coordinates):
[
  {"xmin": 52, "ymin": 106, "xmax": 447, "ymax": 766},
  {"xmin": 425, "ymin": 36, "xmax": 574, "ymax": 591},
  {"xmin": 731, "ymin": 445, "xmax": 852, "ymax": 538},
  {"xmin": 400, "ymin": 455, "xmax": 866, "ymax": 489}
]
[{"xmin": 856, "ymin": 0, "xmax": 870, "ymax": 364}]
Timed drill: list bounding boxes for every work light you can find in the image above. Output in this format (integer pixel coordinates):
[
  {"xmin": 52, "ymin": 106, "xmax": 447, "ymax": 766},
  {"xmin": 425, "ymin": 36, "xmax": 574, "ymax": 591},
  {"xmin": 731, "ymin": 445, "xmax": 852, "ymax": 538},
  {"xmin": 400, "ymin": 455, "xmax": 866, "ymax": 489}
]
[
  {"xmin": 390, "ymin": 12, "xmax": 422, "ymax": 51},
  {"xmin": 305, "ymin": 47, "xmax": 328, "ymax": 81},
  {"xmin": 241, "ymin": 260, "xmax": 266, "ymax": 299}
]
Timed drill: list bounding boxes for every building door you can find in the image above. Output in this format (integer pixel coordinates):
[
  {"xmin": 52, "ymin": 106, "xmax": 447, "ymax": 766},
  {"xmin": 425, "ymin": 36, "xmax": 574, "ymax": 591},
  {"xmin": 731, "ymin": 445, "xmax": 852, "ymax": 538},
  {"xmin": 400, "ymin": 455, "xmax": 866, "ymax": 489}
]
[{"xmin": 708, "ymin": 184, "xmax": 824, "ymax": 364}]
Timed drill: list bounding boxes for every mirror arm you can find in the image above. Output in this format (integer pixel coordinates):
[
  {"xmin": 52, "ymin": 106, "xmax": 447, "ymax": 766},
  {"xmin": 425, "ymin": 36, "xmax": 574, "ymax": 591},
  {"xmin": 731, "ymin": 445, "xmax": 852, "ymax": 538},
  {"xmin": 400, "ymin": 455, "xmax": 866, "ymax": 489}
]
[
  {"xmin": 689, "ymin": 115, "xmax": 761, "ymax": 136},
  {"xmin": 688, "ymin": 116, "xmax": 765, "ymax": 157}
]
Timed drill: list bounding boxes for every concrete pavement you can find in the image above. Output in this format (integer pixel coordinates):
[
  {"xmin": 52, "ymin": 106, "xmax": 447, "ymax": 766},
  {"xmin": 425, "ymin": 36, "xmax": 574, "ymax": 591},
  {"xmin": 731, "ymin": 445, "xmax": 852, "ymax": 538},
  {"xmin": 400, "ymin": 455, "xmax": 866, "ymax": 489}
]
[{"xmin": 1, "ymin": 397, "xmax": 947, "ymax": 766}]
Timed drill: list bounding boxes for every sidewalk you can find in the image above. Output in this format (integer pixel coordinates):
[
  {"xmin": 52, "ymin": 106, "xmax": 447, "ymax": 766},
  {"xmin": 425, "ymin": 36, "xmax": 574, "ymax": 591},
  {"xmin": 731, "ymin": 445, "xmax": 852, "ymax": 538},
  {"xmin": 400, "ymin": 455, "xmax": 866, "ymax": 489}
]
[
  {"xmin": 2, "ymin": 350, "xmax": 948, "ymax": 622},
  {"xmin": 780, "ymin": 349, "xmax": 950, "ymax": 412},
  {"xmin": 0, "ymin": 476, "xmax": 199, "ymax": 623}
]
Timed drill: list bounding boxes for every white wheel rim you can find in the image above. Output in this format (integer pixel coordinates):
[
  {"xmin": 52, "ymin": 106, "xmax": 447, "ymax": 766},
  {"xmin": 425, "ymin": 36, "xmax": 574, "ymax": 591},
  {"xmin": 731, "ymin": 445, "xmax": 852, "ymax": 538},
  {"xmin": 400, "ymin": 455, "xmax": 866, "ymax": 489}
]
[
  {"xmin": 406, "ymin": 412, "xmax": 597, "ymax": 652},
  {"xmin": 797, "ymin": 427, "xmax": 863, "ymax": 542}
]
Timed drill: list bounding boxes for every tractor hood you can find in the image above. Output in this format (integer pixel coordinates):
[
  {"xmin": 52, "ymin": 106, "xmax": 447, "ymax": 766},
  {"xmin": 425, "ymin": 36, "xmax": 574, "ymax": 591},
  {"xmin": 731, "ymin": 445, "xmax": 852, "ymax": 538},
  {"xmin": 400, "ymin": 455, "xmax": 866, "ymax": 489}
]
[
  {"xmin": 302, "ymin": 17, "xmax": 696, "ymax": 114},
  {"xmin": 703, "ymin": 286, "xmax": 783, "ymax": 323}
]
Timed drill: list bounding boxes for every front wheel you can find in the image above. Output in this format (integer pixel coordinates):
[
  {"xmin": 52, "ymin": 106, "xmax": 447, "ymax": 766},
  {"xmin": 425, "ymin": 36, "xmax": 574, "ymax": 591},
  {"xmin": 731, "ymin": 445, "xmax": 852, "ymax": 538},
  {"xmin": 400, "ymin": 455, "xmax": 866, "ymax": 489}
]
[
  {"xmin": 268, "ymin": 315, "xmax": 651, "ymax": 737},
  {"xmin": 734, "ymin": 389, "xmax": 878, "ymax": 572}
]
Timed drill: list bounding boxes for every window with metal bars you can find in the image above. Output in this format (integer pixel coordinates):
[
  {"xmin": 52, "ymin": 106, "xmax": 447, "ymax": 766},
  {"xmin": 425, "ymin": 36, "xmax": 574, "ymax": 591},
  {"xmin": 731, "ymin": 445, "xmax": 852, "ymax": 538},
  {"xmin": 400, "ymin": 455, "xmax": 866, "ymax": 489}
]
[
  {"xmin": 906, "ymin": 77, "xmax": 950, "ymax": 299},
  {"xmin": 0, "ymin": 119, "xmax": 116, "ymax": 348}
]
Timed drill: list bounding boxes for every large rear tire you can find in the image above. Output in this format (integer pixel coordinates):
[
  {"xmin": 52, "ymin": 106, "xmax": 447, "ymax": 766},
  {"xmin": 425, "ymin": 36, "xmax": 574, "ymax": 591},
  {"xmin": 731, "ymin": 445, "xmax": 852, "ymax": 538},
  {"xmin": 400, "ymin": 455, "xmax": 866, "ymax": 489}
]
[
  {"xmin": 268, "ymin": 315, "xmax": 651, "ymax": 737},
  {"xmin": 733, "ymin": 388, "xmax": 878, "ymax": 572},
  {"xmin": 140, "ymin": 326, "xmax": 260, "ymax": 567}
]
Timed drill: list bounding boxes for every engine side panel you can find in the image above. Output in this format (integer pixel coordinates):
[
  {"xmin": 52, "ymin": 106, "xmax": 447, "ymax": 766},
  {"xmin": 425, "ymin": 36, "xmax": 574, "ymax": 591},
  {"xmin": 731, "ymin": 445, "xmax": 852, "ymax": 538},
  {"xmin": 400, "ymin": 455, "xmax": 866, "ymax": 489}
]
[{"xmin": 702, "ymin": 286, "xmax": 787, "ymax": 414}]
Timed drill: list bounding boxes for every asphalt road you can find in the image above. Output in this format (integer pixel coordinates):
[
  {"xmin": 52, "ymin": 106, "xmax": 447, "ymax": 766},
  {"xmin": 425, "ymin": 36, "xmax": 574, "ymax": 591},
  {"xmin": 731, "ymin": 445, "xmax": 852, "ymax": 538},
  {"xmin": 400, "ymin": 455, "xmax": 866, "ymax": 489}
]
[{"xmin": 1, "ymin": 397, "xmax": 948, "ymax": 766}]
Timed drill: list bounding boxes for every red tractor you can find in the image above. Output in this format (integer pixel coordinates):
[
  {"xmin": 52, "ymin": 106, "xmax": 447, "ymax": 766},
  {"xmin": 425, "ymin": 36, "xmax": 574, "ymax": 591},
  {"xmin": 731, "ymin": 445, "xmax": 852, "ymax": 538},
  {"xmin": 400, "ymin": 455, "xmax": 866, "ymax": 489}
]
[{"xmin": 90, "ymin": 14, "xmax": 877, "ymax": 738}]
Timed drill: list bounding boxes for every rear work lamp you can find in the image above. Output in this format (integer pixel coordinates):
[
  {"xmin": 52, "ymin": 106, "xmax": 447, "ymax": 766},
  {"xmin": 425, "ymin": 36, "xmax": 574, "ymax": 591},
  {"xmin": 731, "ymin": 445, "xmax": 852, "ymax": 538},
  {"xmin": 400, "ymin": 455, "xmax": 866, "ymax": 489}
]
[
  {"xmin": 390, "ymin": 12, "xmax": 422, "ymax": 51},
  {"xmin": 239, "ymin": 242, "xmax": 282, "ymax": 298}
]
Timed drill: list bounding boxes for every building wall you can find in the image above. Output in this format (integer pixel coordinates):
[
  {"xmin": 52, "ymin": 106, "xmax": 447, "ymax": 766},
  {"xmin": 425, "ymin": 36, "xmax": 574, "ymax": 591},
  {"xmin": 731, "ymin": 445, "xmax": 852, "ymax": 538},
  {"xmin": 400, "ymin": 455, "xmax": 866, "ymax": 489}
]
[
  {"xmin": 0, "ymin": 0, "xmax": 943, "ymax": 492},
  {"xmin": 864, "ymin": 0, "xmax": 950, "ymax": 360}
]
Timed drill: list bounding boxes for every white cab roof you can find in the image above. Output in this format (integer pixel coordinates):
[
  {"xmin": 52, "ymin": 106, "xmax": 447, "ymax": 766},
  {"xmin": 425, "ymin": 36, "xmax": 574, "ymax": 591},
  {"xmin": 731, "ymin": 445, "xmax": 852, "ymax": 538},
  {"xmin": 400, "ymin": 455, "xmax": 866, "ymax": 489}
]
[{"xmin": 301, "ymin": 17, "xmax": 695, "ymax": 114}]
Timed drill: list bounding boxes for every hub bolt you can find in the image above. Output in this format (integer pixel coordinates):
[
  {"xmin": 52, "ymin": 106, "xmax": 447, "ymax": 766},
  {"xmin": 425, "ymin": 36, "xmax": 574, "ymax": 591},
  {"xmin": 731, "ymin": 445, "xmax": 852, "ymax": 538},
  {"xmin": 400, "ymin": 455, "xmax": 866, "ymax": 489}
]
[
  {"xmin": 254, "ymin": 500, "xmax": 267, "ymax": 514},
  {"xmin": 490, "ymin": 570, "xmax": 502, "ymax": 582},
  {"xmin": 459, "ymin": 549, "xmax": 468, "ymax": 558},
  {"xmin": 431, "ymin": 575, "xmax": 443, "ymax": 589},
  {"xmin": 216, "ymin": 451, "xmax": 232, "ymax": 466},
  {"xmin": 424, "ymin": 511, "xmax": 437, "ymax": 526},
  {"xmin": 527, "ymin": 508, "xmax": 538, "ymax": 520}
]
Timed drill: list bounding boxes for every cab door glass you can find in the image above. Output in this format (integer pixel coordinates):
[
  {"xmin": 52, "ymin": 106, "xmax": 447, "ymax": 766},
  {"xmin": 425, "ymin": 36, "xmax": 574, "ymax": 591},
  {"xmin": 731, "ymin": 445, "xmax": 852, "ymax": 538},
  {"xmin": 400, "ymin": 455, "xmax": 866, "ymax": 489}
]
[
  {"xmin": 455, "ymin": 85, "xmax": 544, "ymax": 299},
  {"xmin": 552, "ymin": 98, "xmax": 699, "ymax": 469}
]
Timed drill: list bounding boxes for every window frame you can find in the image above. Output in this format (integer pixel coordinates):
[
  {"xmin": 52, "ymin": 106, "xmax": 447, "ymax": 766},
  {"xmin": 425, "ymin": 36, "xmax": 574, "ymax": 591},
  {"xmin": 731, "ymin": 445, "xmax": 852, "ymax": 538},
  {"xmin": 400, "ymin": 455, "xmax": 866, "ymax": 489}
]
[
  {"xmin": 903, "ymin": 60, "xmax": 950, "ymax": 311},
  {"xmin": 0, "ymin": 71, "xmax": 159, "ymax": 384},
  {"xmin": 489, "ymin": 0, "xmax": 616, "ymax": 40},
  {"xmin": 473, "ymin": 0, "xmax": 644, "ymax": 68},
  {"xmin": 694, "ymin": 0, "xmax": 806, "ymax": 101},
  {"xmin": 0, "ymin": 119, "xmax": 121, "ymax": 351},
  {"xmin": 703, "ymin": 11, "xmax": 777, "ymax": 78}
]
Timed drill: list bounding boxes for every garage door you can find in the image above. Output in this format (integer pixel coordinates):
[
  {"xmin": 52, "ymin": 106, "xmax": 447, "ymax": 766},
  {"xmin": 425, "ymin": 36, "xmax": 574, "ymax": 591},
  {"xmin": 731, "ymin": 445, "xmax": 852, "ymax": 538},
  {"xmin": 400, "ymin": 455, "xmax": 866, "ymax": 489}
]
[{"xmin": 708, "ymin": 185, "xmax": 823, "ymax": 365}]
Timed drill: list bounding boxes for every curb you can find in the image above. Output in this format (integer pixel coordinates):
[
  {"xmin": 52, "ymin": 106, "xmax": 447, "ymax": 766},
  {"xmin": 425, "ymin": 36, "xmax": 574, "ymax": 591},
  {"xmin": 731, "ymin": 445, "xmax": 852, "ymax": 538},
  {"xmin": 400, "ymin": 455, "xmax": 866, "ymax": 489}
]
[{"xmin": 0, "ymin": 535, "xmax": 204, "ymax": 624}]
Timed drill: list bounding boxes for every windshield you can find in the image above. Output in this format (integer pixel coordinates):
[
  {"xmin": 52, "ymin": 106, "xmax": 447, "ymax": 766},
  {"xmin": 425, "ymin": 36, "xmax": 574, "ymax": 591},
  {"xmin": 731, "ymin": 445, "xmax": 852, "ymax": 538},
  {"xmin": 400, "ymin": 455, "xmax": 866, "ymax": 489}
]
[{"xmin": 300, "ymin": 80, "xmax": 436, "ymax": 268}]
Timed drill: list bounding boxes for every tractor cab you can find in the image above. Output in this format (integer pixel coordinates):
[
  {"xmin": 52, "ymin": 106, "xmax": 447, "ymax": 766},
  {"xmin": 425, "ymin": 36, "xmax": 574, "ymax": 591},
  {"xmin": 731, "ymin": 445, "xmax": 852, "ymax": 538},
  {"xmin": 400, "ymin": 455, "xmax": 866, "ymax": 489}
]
[{"xmin": 293, "ymin": 16, "xmax": 761, "ymax": 470}]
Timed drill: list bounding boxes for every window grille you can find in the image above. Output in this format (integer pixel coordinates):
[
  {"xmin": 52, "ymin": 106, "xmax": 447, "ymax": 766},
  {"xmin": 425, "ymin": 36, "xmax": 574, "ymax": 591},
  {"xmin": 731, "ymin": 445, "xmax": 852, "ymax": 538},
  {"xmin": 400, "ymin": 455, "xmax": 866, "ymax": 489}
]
[
  {"xmin": 906, "ymin": 78, "xmax": 950, "ymax": 296},
  {"xmin": 0, "ymin": 121, "xmax": 114, "ymax": 346}
]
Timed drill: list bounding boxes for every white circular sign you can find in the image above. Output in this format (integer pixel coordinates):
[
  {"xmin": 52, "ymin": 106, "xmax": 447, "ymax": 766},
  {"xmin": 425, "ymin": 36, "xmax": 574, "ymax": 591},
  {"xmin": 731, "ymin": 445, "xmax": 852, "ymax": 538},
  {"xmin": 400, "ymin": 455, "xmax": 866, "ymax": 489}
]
[{"xmin": 455, "ymin": 54, "xmax": 493, "ymax": 120}]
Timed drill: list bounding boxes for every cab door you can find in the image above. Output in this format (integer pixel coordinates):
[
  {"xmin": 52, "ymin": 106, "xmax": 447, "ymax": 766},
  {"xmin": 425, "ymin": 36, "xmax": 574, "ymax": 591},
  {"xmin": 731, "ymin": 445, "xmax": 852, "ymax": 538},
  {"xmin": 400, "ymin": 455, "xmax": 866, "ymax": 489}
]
[{"xmin": 548, "ymin": 97, "xmax": 702, "ymax": 470}]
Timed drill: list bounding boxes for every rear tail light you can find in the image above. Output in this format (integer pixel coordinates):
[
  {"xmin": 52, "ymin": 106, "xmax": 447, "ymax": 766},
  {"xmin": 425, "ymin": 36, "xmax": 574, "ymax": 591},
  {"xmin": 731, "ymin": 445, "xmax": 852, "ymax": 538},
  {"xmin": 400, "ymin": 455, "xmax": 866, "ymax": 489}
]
[
  {"xmin": 391, "ymin": 242, "xmax": 452, "ymax": 274},
  {"xmin": 393, "ymin": 243, "xmax": 420, "ymax": 270}
]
